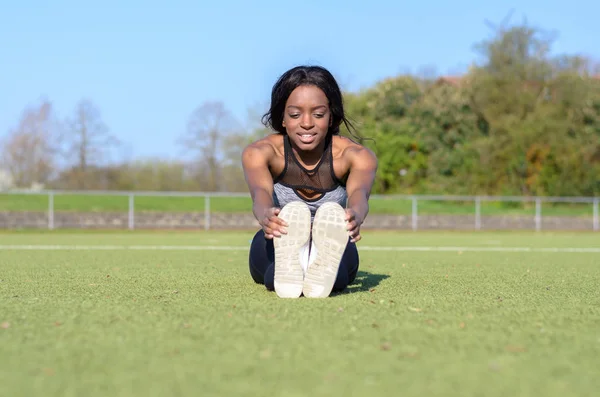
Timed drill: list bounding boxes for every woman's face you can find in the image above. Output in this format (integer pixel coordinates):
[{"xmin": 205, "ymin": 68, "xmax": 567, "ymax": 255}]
[{"xmin": 282, "ymin": 84, "xmax": 331, "ymax": 152}]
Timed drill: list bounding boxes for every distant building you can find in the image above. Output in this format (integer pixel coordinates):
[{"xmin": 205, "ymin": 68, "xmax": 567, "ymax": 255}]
[
  {"xmin": 0, "ymin": 169, "xmax": 14, "ymax": 191},
  {"xmin": 434, "ymin": 76, "xmax": 463, "ymax": 87}
]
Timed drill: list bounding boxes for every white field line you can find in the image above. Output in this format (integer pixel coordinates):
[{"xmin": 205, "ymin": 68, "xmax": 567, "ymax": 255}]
[{"xmin": 0, "ymin": 245, "xmax": 599, "ymax": 253}]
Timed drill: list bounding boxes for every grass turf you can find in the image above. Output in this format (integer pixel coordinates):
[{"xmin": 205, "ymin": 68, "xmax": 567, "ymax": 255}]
[
  {"xmin": 1, "ymin": 231, "xmax": 599, "ymax": 396},
  {"xmin": 0, "ymin": 193, "xmax": 597, "ymax": 216}
]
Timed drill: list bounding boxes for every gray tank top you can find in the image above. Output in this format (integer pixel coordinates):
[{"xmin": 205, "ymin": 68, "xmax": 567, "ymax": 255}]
[{"xmin": 272, "ymin": 134, "xmax": 348, "ymax": 219}]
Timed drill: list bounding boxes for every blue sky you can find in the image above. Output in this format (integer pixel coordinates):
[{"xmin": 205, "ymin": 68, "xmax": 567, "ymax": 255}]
[{"xmin": 1, "ymin": 0, "xmax": 598, "ymax": 161}]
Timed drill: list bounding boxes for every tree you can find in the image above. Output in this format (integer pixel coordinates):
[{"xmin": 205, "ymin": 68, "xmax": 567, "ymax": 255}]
[
  {"xmin": 179, "ymin": 101, "xmax": 239, "ymax": 191},
  {"xmin": 0, "ymin": 99, "xmax": 60, "ymax": 189},
  {"xmin": 335, "ymin": 17, "xmax": 599, "ymax": 197},
  {"xmin": 62, "ymin": 99, "xmax": 119, "ymax": 188},
  {"xmin": 342, "ymin": 75, "xmax": 428, "ymax": 193},
  {"xmin": 465, "ymin": 19, "xmax": 600, "ymax": 196},
  {"xmin": 409, "ymin": 81, "xmax": 485, "ymax": 194}
]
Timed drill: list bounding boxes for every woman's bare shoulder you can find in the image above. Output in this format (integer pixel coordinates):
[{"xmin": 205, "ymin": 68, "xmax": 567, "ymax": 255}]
[
  {"xmin": 242, "ymin": 133, "xmax": 284, "ymax": 166},
  {"xmin": 332, "ymin": 135, "xmax": 377, "ymax": 163}
]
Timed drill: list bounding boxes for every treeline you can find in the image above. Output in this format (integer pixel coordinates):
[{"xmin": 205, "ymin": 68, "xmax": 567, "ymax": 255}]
[
  {"xmin": 341, "ymin": 24, "xmax": 600, "ymax": 197},
  {"xmin": 0, "ymin": 99, "xmax": 268, "ymax": 193},
  {"xmin": 1, "ymin": 22, "xmax": 599, "ymax": 196}
]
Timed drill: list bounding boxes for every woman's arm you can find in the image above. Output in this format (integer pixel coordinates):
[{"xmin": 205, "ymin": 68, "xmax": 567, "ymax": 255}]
[
  {"xmin": 241, "ymin": 142, "xmax": 288, "ymax": 239},
  {"xmin": 343, "ymin": 145, "xmax": 378, "ymax": 243}
]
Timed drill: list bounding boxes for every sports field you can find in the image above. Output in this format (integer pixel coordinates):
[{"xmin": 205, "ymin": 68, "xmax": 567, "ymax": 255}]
[{"xmin": 1, "ymin": 230, "xmax": 599, "ymax": 396}]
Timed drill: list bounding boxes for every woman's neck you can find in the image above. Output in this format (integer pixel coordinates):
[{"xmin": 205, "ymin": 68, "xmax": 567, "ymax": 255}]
[{"xmin": 290, "ymin": 136, "xmax": 329, "ymax": 168}]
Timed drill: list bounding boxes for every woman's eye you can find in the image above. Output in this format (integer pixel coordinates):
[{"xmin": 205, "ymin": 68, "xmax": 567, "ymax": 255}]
[{"xmin": 287, "ymin": 113, "xmax": 325, "ymax": 119}]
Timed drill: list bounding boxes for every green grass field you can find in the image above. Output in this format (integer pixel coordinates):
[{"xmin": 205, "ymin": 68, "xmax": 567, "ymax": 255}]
[
  {"xmin": 1, "ymin": 230, "xmax": 599, "ymax": 396},
  {"xmin": 0, "ymin": 193, "xmax": 597, "ymax": 216}
]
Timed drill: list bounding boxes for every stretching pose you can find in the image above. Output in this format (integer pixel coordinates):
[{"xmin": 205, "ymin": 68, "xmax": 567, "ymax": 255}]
[{"xmin": 242, "ymin": 65, "xmax": 378, "ymax": 298}]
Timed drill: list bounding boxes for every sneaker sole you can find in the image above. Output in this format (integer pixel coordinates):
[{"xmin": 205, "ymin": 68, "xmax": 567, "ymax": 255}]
[
  {"xmin": 273, "ymin": 201, "xmax": 312, "ymax": 298},
  {"xmin": 303, "ymin": 202, "xmax": 349, "ymax": 298}
]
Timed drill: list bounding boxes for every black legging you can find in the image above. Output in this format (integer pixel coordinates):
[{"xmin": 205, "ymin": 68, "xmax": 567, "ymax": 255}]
[{"xmin": 248, "ymin": 229, "xmax": 359, "ymax": 293}]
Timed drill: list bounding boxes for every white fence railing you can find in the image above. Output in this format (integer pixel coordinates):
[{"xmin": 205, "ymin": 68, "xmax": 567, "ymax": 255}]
[{"xmin": 0, "ymin": 190, "xmax": 598, "ymax": 231}]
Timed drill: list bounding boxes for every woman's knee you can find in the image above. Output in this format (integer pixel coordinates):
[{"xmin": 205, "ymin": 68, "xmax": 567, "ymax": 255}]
[
  {"xmin": 332, "ymin": 241, "xmax": 360, "ymax": 291},
  {"xmin": 249, "ymin": 229, "xmax": 274, "ymax": 284},
  {"xmin": 344, "ymin": 241, "xmax": 359, "ymax": 281}
]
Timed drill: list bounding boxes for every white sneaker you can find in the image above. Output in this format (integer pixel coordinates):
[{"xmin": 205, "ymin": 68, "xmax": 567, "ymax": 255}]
[
  {"xmin": 273, "ymin": 201, "xmax": 312, "ymax": 298},
  {"xmin": 303, "ymin": 202, "xmax": 349, "ymax": 298}
]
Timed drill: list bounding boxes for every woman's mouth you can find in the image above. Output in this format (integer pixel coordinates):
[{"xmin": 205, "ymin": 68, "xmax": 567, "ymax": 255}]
[{"xmin": 298, "ymin": 133, "xmax": 316, "ymax": 144}]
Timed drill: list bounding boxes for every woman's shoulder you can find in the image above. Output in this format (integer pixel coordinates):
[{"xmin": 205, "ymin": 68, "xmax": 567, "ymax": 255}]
[
  {"xmin": 242, "ymin": 133, "xmax": 284, "ymax": 163},
  {"xmin": 332, "ymin": 134, "xmax": 377, "ymax": 162}
]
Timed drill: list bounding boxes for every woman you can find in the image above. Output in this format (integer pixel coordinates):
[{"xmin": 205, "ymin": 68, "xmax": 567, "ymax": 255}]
[{"xmin": 242, "ymin": 65, "xmax": 377, "ymax": 298}]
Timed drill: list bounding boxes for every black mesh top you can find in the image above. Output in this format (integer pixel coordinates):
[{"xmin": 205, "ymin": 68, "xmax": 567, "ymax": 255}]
[{"xmin": 273, "ymin": 134, "xmax": 345, "ymax": 201}]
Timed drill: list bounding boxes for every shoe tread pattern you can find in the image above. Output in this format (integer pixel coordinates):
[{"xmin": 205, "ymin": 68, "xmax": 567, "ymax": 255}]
[{"xmin": 273, "ymin": 201, "xmax": 312, "ymax": 298}]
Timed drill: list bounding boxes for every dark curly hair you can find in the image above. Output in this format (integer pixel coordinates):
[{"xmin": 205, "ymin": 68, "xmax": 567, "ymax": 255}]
[{"xmin": 261, "ymin": 65, "xmax": 357, "ymax": 137}]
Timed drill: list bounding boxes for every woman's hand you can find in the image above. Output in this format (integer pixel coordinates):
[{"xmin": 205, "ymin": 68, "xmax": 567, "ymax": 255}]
[
  {"xmin": 345, "ymin": 208, "xmax": 363, "ymax": 243},
  {"xmin": 260, "ymin": 207, "xmax": 288, "ymax": 239}
]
